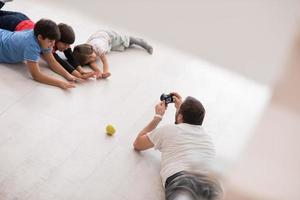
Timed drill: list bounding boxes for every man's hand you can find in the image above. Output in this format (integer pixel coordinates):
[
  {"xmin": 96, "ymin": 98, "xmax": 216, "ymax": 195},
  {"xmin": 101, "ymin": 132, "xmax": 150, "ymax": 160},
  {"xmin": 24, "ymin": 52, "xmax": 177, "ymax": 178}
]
[
  {"xmin": 155, "ymin": 101, "xmax": 166, "ymax": 116},
  {"xmin": 171, "ymin": 92, "xmax": 183, "ymax": 110}
]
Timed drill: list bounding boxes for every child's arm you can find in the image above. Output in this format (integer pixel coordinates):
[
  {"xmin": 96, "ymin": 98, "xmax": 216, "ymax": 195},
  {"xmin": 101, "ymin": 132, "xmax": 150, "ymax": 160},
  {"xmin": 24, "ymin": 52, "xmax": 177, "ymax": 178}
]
[
  {"xmin": 88, "ymin": 54, "xmax": 110, "ymax": 79},
  {"xmin": 63, "ymin": 48, "xmax": 90, "ymax": 74},
  {"xmin": 99, "ymin": 54, "xmax": 109, "ymax": 74},
  {"xmin": 76, "ymin": 65, "xmax": 89, "ymax": 74},
  {"xmin": 53, "ymin": 52, "xmax": 94, "ymax": 80},
  {"xmin": 42, "ymin": 52, "xmax": 83, "ymax": 83},
  {"xmin": 26, "ymin": 61, "xmax": 75, "ymax": 89},
  {"xmin": 89, "ymin": 61, "xmax": 102, "ymax": 78}
]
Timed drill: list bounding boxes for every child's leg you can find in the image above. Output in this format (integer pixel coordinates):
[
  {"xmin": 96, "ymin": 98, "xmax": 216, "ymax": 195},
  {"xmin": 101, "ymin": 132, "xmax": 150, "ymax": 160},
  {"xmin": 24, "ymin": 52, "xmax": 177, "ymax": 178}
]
[
  {"xmin": 107, "ymin": 30, "xmax": 128, "ymax": 52},
  {"xmin": 0, "ymin": 10, "xmax": 29, "ymax": 31},
  {"xmin": 129, "ymin": 37, "xmax": 153, "ymax": 54}
]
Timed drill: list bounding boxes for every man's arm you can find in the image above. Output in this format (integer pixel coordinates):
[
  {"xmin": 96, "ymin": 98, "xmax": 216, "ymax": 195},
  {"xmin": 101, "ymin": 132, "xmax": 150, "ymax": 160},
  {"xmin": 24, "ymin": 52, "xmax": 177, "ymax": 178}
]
[
  {"xmin": 26, "ymin": 61, "xmax": 75, "ymax": 89},
  {"xmin": 133, "ymin": 101, "xmax": 166, "ymax": 151},
  {"xmin": 42, "ymin": 52, "xmax": 82, "ymax": 82}
]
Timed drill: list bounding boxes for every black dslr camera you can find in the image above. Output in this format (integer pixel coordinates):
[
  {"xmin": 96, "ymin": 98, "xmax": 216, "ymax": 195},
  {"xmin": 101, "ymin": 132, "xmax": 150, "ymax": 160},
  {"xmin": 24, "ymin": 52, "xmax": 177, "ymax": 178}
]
[{"xmin": 160, "ymin": 93, "xmax": 174, "ymax": 105}]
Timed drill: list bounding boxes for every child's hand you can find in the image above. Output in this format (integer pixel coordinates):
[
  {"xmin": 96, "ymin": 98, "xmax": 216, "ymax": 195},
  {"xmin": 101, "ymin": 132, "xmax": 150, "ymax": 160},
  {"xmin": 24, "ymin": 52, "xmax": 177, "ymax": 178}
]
[
  {"xmin": 81, "ymin": 70, "xmax": 92, "ymax": 74},
  {"xmin": 67, "ymin": 74, "xmax": 84, "ymax": 83},
  {"xmin": 102, "ymin": 72, "xmax": 111, "ymax": 79},
  {"xmin": 73, "ymin": 77, "xmax": 85, "ymax": 83},
  {"xmin": 59, "ymin": 81, "xmax": 75, "ymax": 89},
  {"xmin": 81, "ymin": 71, "xmax": 97, "ymax": 79},
  {"xmin": 94, "ymin": 71, "xmax": 103, "ymax": 79},
  {"xmin": 66, "ymin": 74, "xmax": 77, "ymax": 82}
]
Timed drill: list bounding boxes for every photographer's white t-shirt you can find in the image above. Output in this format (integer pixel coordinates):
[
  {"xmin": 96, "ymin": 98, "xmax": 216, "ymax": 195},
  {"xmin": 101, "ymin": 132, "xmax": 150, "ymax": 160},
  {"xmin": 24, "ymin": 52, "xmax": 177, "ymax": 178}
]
[{"xmin": 147, "ymin": 123, "xmax": 215, "ymax": 186}]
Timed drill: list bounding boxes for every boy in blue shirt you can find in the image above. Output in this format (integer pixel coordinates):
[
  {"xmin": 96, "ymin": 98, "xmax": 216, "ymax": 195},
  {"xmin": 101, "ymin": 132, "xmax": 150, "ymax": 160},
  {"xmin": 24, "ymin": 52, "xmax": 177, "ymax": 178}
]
[{"xmin": 0, "ymin": 18, "xmax": 80, "ymax": 89}]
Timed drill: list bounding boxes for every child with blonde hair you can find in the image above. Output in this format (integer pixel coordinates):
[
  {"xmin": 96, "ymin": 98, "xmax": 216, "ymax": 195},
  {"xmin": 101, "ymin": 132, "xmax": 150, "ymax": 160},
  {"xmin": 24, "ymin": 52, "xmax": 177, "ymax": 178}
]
[{"xmin": 73, "ymin": 30, "xmax": 153, "ymax": 78}]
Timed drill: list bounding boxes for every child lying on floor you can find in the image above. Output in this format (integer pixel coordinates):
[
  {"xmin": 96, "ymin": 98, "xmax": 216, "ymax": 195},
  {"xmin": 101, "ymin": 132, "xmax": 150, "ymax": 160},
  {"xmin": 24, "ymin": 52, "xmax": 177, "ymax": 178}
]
[{"xmin": 73, "ymin": 30, "xmax": 153, "ymax": 79}]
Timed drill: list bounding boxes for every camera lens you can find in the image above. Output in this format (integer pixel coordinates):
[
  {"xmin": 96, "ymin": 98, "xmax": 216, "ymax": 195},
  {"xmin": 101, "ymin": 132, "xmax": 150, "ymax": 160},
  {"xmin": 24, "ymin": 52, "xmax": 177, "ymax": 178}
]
[
  {"xmin": 160, "ymin": 94, "xmax": 167, "ymax": 101},
  {"xmin": 160, "ymin": 93, "xmax": 174, "ymax": 104}
]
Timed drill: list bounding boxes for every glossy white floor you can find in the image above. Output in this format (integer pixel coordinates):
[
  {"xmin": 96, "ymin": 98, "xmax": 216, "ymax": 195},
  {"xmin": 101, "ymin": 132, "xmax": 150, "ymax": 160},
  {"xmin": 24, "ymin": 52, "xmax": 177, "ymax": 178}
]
[{"xmin": 0, "ymin": 1, "xmax": 292, "ymax": 200}]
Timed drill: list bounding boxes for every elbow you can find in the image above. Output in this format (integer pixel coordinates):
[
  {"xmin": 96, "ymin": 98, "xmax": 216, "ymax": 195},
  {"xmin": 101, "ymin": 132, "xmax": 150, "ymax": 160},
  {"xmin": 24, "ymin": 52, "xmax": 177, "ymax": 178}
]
[
  {"xmin": 31, "ymin": 71, "xmax": 43, "ymax": 82},
  {"xmin": 31, "ymin": 73, "xmax": 39, "ymax": 81}
]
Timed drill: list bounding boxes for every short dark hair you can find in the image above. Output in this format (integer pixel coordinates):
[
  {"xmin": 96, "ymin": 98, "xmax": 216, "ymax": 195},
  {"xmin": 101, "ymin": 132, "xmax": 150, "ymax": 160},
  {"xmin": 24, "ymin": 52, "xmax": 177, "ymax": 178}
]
[
  {"xmin": 165, "ymin": 172, "xmax": 222, "ymax": 200},
  {"xmin": 73, "ymin": 44, "xmax": 94, "ymax": 65},
  {"xmin": 34, "ymin": 19, "xmax": 60, "ymax": 40},
  {"xmin": 58, "ymin": 23, "xmax": 75, "ymax": 44},
  {"xmin": 178, "ymin": 96, "xmax": 205, "ymax": 125}
]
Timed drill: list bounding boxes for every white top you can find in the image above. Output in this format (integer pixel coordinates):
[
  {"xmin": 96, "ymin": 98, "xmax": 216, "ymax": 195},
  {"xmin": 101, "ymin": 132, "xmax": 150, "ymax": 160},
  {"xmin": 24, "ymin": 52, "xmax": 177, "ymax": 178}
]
[
  {"xmin": 87, "ymin": 30, "xmax": 111, "ymax": 56},
  {"xmin": 147, "ymin": 123, "xmax": 215, "ymax": 186}
]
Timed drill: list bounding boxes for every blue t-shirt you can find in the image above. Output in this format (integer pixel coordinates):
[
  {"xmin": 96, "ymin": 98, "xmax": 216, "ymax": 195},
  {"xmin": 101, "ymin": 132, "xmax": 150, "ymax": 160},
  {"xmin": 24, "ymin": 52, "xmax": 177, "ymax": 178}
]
[{"xmin": 0, "ymin": 29, "xmax": 51, "ymax": 63}]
